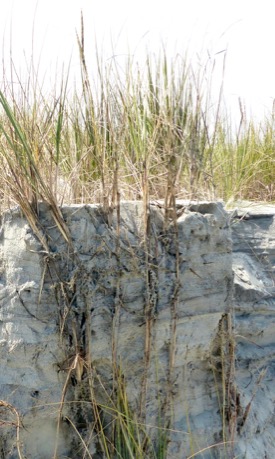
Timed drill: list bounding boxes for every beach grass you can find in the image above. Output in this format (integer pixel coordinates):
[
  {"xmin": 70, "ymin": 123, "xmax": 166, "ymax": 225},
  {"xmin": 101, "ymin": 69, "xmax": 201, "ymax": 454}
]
[{"xmin": 1, "ymin": 16, "xmax": 275, "ymax": 211}]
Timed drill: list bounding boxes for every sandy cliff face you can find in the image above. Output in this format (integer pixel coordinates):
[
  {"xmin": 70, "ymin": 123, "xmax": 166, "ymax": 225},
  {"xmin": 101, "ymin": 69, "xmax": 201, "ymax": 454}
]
[
  {"xmin": 231, "ymin": 204, "xmax": 275, "ymax": 459},
  {"xmin": 1, "ymin": 201, "xmax": 272, "ymax": 459}
]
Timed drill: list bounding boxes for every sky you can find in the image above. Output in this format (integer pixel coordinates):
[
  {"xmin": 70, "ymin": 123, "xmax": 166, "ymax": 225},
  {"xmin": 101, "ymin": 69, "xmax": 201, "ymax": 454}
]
[{"xmin": 0, "ymin": 0, "xmax": 275, "ymax": 124}]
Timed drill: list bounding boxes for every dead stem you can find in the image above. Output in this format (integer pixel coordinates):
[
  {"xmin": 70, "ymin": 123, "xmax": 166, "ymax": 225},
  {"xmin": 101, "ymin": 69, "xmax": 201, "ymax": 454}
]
[{"xmin": 0, "ymin": 400, "xmax": 25, "ymax": 459}]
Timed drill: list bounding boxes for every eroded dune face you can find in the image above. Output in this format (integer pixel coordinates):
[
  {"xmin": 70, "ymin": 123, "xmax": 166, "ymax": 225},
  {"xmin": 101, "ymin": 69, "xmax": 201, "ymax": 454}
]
[
  {"xmin": 231, "ymin": 203, "xmax": 275, "ymax": 459},
  {"xmin": 0, "ymin": 200, "xmax": 273, "ymax": 459}
]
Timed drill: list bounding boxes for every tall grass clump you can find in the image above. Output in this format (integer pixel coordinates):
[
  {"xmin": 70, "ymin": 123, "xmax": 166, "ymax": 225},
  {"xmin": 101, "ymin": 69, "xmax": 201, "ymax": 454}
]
[
  {"xmin": 1, "ymin": 16, "xmax": 275, "ymax": 207},
  {"xmin": 0, "ymin": 16, "xmax": 221, "ymax": 211},
  {"xmin": 212, "ymin": 105, "xmax": 275, "ymax": 201}
]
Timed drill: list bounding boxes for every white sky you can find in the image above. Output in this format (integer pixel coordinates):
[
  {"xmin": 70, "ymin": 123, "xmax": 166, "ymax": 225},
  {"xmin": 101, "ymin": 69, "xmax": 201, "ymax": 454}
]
[{"xmin": 0, "ymin": 0, "xmax": 275, "ymax": 123}]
